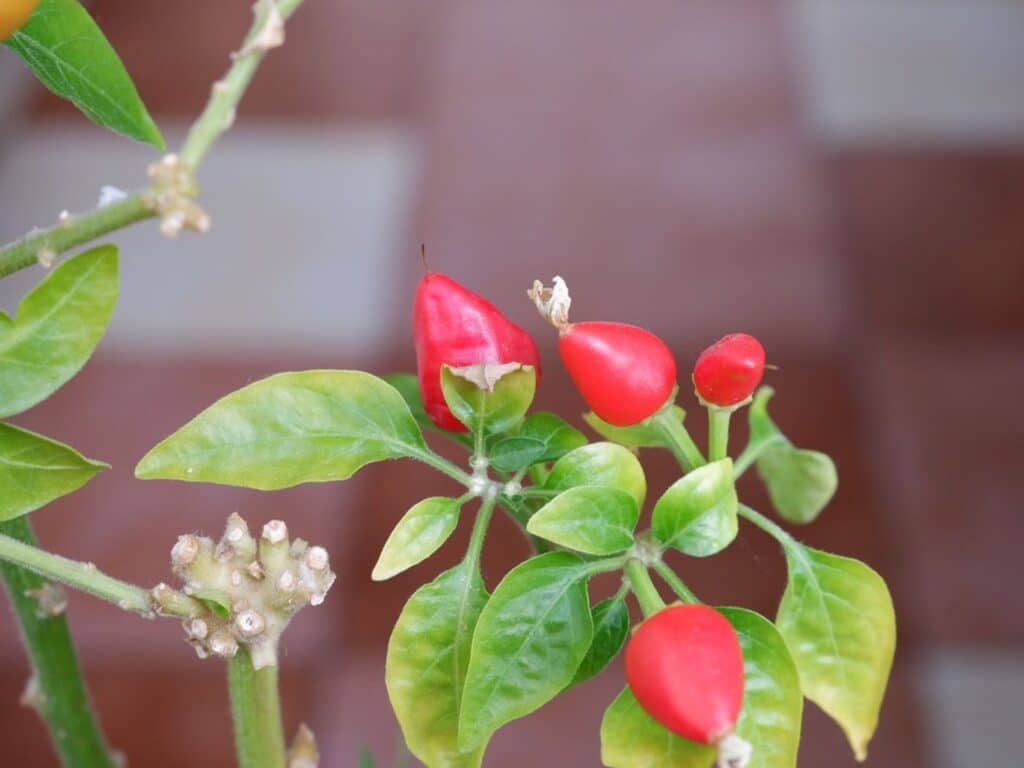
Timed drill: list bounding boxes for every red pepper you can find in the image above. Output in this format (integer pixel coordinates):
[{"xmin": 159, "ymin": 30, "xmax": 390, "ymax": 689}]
[
  {"xmin": 1, "ymin": 0, "xmax": 39, "ymax": 41},
  {"xmin": 529, "ymin": 277, "xmax": 676, "ymax": 426},
  {"xmin": 692, "ymin": 334, "xmax": 765, "ymax": 407},
  {"xmin": 625, "ymin": 604, "xmax": 744, "ymax": 746},
  {"xmin": 414, "ymin": 273, "xmax": 540, "ymax": 432}
]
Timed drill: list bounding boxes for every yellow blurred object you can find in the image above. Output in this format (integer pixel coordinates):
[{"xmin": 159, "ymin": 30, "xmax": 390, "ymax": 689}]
[{"xmin": 0, "ymin": 0, "xmax": 39, "ymax": 42}]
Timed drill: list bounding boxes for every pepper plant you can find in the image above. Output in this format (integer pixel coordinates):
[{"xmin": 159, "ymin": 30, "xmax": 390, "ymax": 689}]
[{"xmin": 0, "ymin": 2, "xmax": 895, "ymax": 767}]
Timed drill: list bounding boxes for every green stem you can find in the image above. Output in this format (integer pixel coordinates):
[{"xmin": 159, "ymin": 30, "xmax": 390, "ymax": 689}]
[
  {"xmin": 652, "ymin": 561, "xmax": 699, "ymax": 604},
  {"xmin": 0, "ymin": 518, "xmax": 117, "ymax": 767},
  {"xmin": 409, "ymin": 447, "xmax": 474, "ymax": 486},
  {"xmin": 228, "ymin": 649, "xmax": 287, "ymax": 768},
  {"xmin": 0, "ymin": 0, "xmax": 310, "ymax": 280},
  {"xmin": 653, "ymin": 408, "xmax": 706, "ymax": 472},
  {"xmin": 0, "ymin": 530, "xmax": 147, "ymax": 613},
  {"xmin": 707, "ymin": 406, "xmax": 731, "ymax": 462},
  {"xmin": 733, "ymin": 434, "xmax": 786, "ymax": 478},
  {"xmin": 738, "ymin": 504, "xmax": 795, "ymax": 549},
  {"xmin": 463, "ymin": 497, "xmax": 497, "ymax": 574},
  {"xmin": 0, "ymin": 194, "xmax": 154, "ymax": 278},
  {"xmin": 180, "ymin": 0, "xmax": 307, "ymax": 168},
  {"xmin": 624, "ymin": 559, "xmax": 665, "ymax": 618}
]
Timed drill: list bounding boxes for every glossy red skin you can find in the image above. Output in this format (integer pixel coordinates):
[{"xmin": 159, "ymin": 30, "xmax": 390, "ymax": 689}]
[
  {"xmin": 413, "ymin": 273, "xmax": 540, "ymax": 432},
  {"xmin": 558, "ymin": 321, "xmax": 676, "ymax": 426},
  {"xmin": 692, "ymin": 333, "xmax": 765, "ymax": 407},
  {"xmin": 625, "ymin": 604, "xmax": 744, "ymax": 745}
]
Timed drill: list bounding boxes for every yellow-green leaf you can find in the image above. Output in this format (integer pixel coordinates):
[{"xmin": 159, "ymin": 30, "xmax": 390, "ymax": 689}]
[
  {"xmin": 0, "ymin": 245, "xmax": 119, "ymax": 419},
  {"xmin": 776, "ymin": 545, "xmax": 895, "ymax": 761}
]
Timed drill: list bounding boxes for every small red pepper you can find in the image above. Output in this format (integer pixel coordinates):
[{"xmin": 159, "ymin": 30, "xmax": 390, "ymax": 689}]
[
  {"xmin": 625, "ymin": 604, "xmax": 745, "ymax": 747},
  {"xmin": 692, "ymin": 334, "xmax": 765, "ymax": 407},
  {"xmin": 414, "ymin": 272, "xmax": 540, "ymax": 432},
  {"xmin": 529, "ymin": 277, "xmax": 676, "ymax": 426}
]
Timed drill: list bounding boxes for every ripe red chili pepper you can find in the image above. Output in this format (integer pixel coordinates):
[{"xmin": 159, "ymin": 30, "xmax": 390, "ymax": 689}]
[
  {"xmin": 414, "ymin": 272, "xmax": 540, "ymax": 432},
  {"xmin": 692, "ymin": 334, "xmax": 765, "ymax": 407},
  {"xmin": 529, "ymin": 277, "xmax": 676, "ymax": 426},
  {"xmin": 625, "ymin": 604, "xmax": 744, "ymax": 747}
]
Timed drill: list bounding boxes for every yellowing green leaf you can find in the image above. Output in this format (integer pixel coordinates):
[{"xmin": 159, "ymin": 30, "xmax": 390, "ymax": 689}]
[
  {"xmin": 136, "ymin": 371, "xmax": 427, "ymax": 490},
  {"xmin": 372, "ymin": 497, "xmax": 461, "ymax": 581},
  {"xmin": 0, "ymin": 423, "xmax": 107, "ymax": 521},
  {"xmin": 776, "ymin": 545, "xmax": 895, "ymax": 761},
  {"xmin": 600, "ymin": 688, "xmax": 714, "ymax": 768},
  {"xmin": 458, "ymin": 552, "xmax": 593, "ymax": 751},
  {"xmin": 719, "ymin": 607, "xmax": 802, "ymax": 768},
  {"xmin": 386, "ymin": 563, "xmax": 489, "ymax": 768},
  {"xmin": 0, "ymin": 245, "xmax": 119, "ymax": 419}
]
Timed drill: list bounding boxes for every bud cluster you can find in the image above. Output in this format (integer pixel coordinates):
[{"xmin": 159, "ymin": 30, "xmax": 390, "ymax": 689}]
[{"xmin": 166, "ymin": 513, "xmax": 335, "ymax": 669}]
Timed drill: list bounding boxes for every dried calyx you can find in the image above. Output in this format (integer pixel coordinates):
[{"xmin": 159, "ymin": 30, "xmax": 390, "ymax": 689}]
[{"xmin": 165, "ymin": 513, "xmax": 336, "ymax": 669}]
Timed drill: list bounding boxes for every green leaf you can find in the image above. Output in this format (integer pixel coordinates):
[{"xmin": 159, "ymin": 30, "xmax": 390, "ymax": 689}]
[
  {"xmin": 489, "ymin": 412, "xmax": 587, "ymax": 473},
  {"xmin": 651, "ymin": 459, "xmax": 738, "ymax": 557},
  {"xmin": 440, "ymin": 363, "xmax": 535, "ymax": 437},
  {"xmin": 6, "ymin": 0, "xmax": 163, "ymax": 148},
  {"xmin": 571, "ymin": 595, "xmax": 630, "ymax": 687},
  {"xmin": 600, "ymin": 688, "xmax": 714, "ymax": 768},
  {"xmin": 357, "ymin": 748, "xmax": 377, "ymax": 768},
  {"xmin": 386, "ymin": 563, "xmax": 489, "ymax": 768},
  {"xmin": 544, "ymin": 442, "xmax": 647, "ymax": 508},
  {"xmin": 748, "ymin": 388, "xmax": 837, "ymax": 524},
  {"xmin": 719, "ymin": 607, "xmax": 802, "ymax": 768},
  {"xmin": 584, "ymin": 405, "xmax": 687, "ymax": 451},
  {"xmin": 383, "ymin": 373, "xmax": 473, "ymax": 449},
  {"xmin": 0, "ymin": 423, "xmax": 107, "ymax": 521},
  {"xmin": 776, "ymin": 545, "xmax": 895, "ymax": 761},
  {"xmin": 527, "ymin": 487, "xmax": 638, "ymax": 555},
  {"xmin": 458, "ymin": 552, "xmax": 593, "ymax": 751},
  {"xmin": 0, "ymin": 245, "xmax": 119, "ymax": 419},
  {"xmin": 373, "ymin": 497, "xmax": 461, "ymax": 581},
  {"xmin": 136, "ymin": 371, "xmax": 427, "ymax": 490},
  {"xmin": 191, "ymin": 588, "xmax": 231, "ymax": 619}
]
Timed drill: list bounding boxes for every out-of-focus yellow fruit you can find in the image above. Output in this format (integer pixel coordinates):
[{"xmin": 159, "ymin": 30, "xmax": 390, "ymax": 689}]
[{"xmin": 1, "ymin": 0, "xmax": 39, "ymax": 42}]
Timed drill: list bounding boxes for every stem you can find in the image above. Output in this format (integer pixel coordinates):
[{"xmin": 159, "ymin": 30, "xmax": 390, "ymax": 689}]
[
  {"xmin": 0, "ymin": 194, "xmax": 154, "ymax": 278},
  {"xmin": 738, "ymin": 504, "xmax": 795, "ymax": 549},
  {"xmin": 707, "ymin": 407, "xmax": 731, "ymax": 462},
  {"xmin": 624, "ymin": 559, "xmax": 665, "ymax": 618},
  {"xmin": 180, "ymin": 0, "xmax": 306, "ymax": 168},
  {"xmin": 409, "ymin": 447, "xmax": 473, "ymax": 486},
  {"xmin": 0, "ymin": 518, "xmax": 117, "ymax": 768},
  {"xmin": 463, "ymin": 497, "xmax": 497, "ymax": 574},
  {"xmin": 228, "ymin": 649, "xmax": 287, "ymax": 768},
  {"xmin": 0, "ymin": 0, "xmax": 309, "ymax": 280},
  {"xmin": 652, "ymin": 561, "xmax": 699, "ymax": 604},
  {"xmin": 0, "ymin": 529, "xmax": 200, "ymax": 617},
  {"xmin": 653, "ymin": 408, "xmax": 706, "ymax": 472},
  {"xmin": 733, "ymin": 434, "xmax": 786, "ymax": 478}
]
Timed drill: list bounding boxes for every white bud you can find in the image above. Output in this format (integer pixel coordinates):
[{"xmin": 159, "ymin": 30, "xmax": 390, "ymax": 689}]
[
  {"xmin": 503, "ymin": 481, "xmax": 522, "ymax": 497},
  {"xmin": 305, "ymin": 546, "xmax": 329, "ymax": 571},
  {"xmin": 247, "ymin": 560, "xmax": 265, "ymax": 580},
  {"xmin": 209, "ymin": 631, "xmax": 239, "ymax": 658},
  {"xmin": 262, "ymin": 520, "xmax": 288, "ymax": 544},
  {"xmin": 277, "ymin": 571, "xmax": 296, "ymax": 593},
  {"xmin": 186, "ymin": 618, "xmax": 209, "ymax": 640},
  {"xmin": 171, "ymin": 535, "xmax": 200, "ymax": 567},
  {"xmin": 234, "ymin": 610, "xmax": 266, "ymax": 639}
]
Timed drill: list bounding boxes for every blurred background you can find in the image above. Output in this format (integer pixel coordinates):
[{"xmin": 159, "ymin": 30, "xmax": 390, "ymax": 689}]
[{"xmin": 1, "ymin": 1, "xmax": 1021, "ymax": 765}]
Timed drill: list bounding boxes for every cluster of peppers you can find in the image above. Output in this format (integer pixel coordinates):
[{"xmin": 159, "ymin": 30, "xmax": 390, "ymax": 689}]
[{"xmin": 413, "ymin": 270, "xmax": 770, "ymax": 765}]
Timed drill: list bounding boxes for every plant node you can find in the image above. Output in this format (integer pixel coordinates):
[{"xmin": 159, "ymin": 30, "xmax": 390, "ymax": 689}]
[
  {"xmin": 168, "ymin": 514, "xmax": 336, "ymax": 668},
  {"xmin": 144, "ymin": 154, "xmax": 210, "ymax": 238}
]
